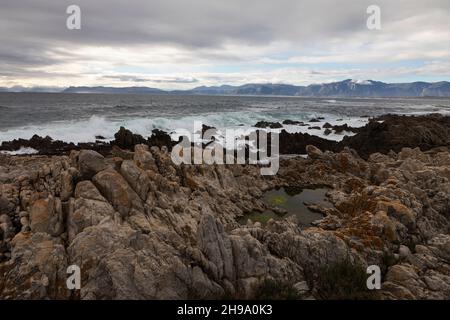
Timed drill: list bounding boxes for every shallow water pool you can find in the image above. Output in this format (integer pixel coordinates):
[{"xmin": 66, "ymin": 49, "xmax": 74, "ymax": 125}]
[{"xmin": 239, "ymin": 186, "xmax": 332, "ymax": 227}]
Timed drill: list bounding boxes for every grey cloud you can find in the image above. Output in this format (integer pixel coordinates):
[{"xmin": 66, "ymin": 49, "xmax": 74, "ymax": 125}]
[
  {"xmin": 152, "ymin": 78, "xmax": 199, "ymax": 84},
  {"xmin": 1, "ymin": 0, "xmax": 450, "ymax": 85},
  {"xmin": 103, "ymin": 75, "xmax": 198, "ymax": 83},
  {"xmin": 102, "ymin": 75, "xmax": 148, "ymax": 82},
  {"xmin": 2, "ymin": 1, "xmax": 449, "ymax": 49}
]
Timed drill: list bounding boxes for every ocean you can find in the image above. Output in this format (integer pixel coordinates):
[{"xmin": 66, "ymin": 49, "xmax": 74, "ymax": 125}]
[{"xmin": 1, "ymin": 93, "xmax": 450, "ymax": 147}]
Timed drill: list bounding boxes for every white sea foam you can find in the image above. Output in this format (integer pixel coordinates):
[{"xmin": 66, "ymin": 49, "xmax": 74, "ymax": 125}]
[
  {"xmin": 0, "ymin": 106, "xmax": 448, "ymax": 146},
  {"xmin": 0, "ymin": 147, "xmax": 39, "ymax": 155},
  {"xmin": 0, "ymin": 114, "xmax": 372, "ymax": 145},
  {"xmin": 0, "ymin": 111, "xmax": 296, "ymax": 144}
]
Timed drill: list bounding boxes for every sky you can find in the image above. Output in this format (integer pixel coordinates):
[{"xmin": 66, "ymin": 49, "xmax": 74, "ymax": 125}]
[{"xmin": 1, "ymin": 0, "xmax": 450, "ymax": 89}]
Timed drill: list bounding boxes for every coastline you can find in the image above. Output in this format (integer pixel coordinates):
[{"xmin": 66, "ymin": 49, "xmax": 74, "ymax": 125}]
[
  {"xmin": 0, "ymin": 113, "xmax": 449, "ymax": 299},
  {"xmin": 1, "ymin": 113, "xmax": 449, "ymax": 159}
]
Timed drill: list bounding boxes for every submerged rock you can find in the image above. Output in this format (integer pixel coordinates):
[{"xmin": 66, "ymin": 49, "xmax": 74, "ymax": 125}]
[{"xmin": 282, "ymin": 119, "xmax": 306, "ymax": 126}]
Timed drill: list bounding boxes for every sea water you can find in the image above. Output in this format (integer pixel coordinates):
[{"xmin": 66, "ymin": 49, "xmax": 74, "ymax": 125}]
[{"xmin": 1, "ymin": 93, "xmax": 449, "ymax": 149}]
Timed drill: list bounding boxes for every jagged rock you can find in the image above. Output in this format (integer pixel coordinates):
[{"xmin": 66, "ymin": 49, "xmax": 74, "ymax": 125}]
[
  {"xmin": 197, "ymin": 212, "xmax": 234, "ymax": 281},
  {"xmin": 113, "ymin": 126, "xmax": 147, "ymax": 150},
  {"xmin": 92, "ymin": 169, "xmax": 144, "ymax": 217},
  {"xmin": 0, "ymin": 134, "xmax": 76, "ymax": 155},
  {"xmin": 134, "ymin": 144, "xmax": 156, "ymax": 170},
  {"xmin": 120, "ymin": 160, "xmax": 151, "ymax": 200},
  {"xmin": 293, "ymin": 281, "xmax": 310, "ymax": 295},
  {"xmin": 254, "ymin": 121, "xmax": 283, "ymax": 129},
  {"xmin": 67, "ymin": 181, "xmax": 116, "ymax": 243},
  {"xmin": 148, "ymin": 129, "xmax": 174, "ymax": 150},
  {"xmin": 1, "ymin": 232, "xmax": 69, "ymax": 299},
  {"xmin": 341, "ymin": 114, "xmax": 450, "ymax": 159},
  {"xmin": 29, "ymin": 197, "xmax": 64, "ymax": 236},
  {"xmin": 377, "ymin": 201, "xmax": 416, "ymax": 231},
  {"xmin": 60, "ymin": 170, "xmax": 74, "ymax": 201},
  {"xmin": 282, "ymin": 120, "xmax": 305, "ymax": 126},
  {"xmin": 331, "ymin": 123, "xmax": 360, "ymax": 133},
  {"xmin": 279, "ymin": 130, "xmax": 337, "ymax": 154},
  {"xmin": 305, "ymin": 145, "xmax": 323, "ymax": 159},
  {"xmin": 78, "ymin": 150, "xmax": 108, "ymax": 180},
  {"xmin": 1, "ymin": 131, "xmax": 450, "ymax": 300}
]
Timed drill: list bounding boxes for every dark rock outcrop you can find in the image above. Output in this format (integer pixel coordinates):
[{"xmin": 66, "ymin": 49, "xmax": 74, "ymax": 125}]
[
  {"xmin": 340, "ymin": 114, "xmax": 450, "ymax": 159},
  {"xmin": 148, "ymin": 129, "xmax": 175, "ymax": 150},
  {"xmin": 282, "ymin": 120, "xmax": 306, "ymax": 126},
  {"xmin": 0, "ymin": 135, "xmax": 77, "ymax": 155},
  {"xmin": 254, "ymin": 121, "xmax": 283, "ymax": 129},
  {"xmin": 279, "ymin": 130, "xmax": 337, "ymax": 154},
  {"xmin": 113, "ymin": 126, "xmax": 147, "ymax": 150}
]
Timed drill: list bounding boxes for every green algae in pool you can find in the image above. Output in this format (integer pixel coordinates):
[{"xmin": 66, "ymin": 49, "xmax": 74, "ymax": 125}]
[{"xmin": 239, "ymin": 186, "xmax": 332, "ymax": 227}]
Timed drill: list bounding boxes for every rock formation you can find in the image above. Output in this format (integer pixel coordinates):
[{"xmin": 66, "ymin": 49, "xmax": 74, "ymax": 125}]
[
  {"xmin": 1, "ymin": 137, "xmax": 449, "ymax": 299},
  {"xmin": 0, "ymin": 115, "xmax": 449, "ymax": 299}
]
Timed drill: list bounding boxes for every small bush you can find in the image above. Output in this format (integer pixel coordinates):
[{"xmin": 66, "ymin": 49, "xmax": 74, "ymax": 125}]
[
  {"xmin": 253, "ymin": 278, "xmax": 302, "ymax": 300},
  {"xmin": 336, "ymin": 191, "xmax": 376, "ymax": 217},
  {"xmin": 315, "ymin": 259, "xmax": 378, "ymax": 300}
]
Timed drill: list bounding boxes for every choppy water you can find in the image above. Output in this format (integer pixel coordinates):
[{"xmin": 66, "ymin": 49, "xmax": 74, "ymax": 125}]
[{"xmin": 1, "ymin": 93, "xmax": 450, "ymax": 144}]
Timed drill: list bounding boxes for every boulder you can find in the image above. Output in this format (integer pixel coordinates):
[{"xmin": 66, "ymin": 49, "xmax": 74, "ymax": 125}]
[
  {"xmin": 78, "ymin": 150, "xmax": 108, "ymax": 180},
  {"xmin": 306, "ymin": 145, "xmax": 323, "ymax": 159},
  {"xmin": 92, "ymin": 169, "xmax": 144, "ymax": 217},
  {"xmin": 134, "ymin": 144, "xmax": 156, "ymax": 170},
  {"xmin": 67, "ymin": 181, "xmax": 116, "ymax": 242},
  {"xmin": 120, "ymin": 160, "xmax": 151, "ymax": 200},
  {"xmin": 29, "ymin": 197, "xmax": 64, "ymax": 236}
]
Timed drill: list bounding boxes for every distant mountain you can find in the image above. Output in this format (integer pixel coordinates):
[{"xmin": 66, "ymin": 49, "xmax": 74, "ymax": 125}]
[
  {"xmin": 62, "ymin": 86, "xmax": 166, "ymax": 94},
  {"xmin": 0, "ymin": 86, "xmax": 62, "ymax": 93},
  {"xmin": 1, "ymin": 80, "xmax": 450, "ymax": 97},
  {"xmin": 188, "ymin": 80, "xmax": 450, "ymax": 97},
  {"xmin": 188, "ymin": 85, "xmax": 238, "ymax": 95}
]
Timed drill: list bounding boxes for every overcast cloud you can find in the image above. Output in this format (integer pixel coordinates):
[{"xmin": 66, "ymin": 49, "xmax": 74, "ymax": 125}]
[{"xmin": 0, "ymin": 0, "xmax": 450, "ymax": 89}]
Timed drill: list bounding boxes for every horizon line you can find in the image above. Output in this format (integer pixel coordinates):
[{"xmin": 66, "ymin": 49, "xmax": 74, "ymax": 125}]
[{"xmin": 1, "ymin": 78, "xmax": 450, "ymax": 93}]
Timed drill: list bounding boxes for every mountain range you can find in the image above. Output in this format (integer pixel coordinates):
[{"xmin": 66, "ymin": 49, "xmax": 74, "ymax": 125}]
[
  {"xmin": 186, "ymin": 80, "xmax": 450, "ymax": 97},
  {"xmin": 2, "ymin": 79, "xmax": 450, "ymax": 97}
]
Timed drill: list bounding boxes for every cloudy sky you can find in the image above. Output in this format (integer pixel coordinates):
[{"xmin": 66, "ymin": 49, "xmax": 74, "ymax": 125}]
[{"xmin": 1, "ymin": 0, "xmax": 450, "ymax": 89}]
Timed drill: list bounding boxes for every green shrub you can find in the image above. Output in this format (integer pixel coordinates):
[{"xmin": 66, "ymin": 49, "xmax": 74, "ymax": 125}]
[
  {"xmin": 254, "ymin": 278, "xmax": 302, "ymax": 300},
  {"xmin": 315, "ymin": 259, "xmax": 378, "ymax": 300}
]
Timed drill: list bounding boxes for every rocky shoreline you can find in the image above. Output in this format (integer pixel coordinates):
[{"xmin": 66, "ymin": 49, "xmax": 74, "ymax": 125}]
[
  {"xmin": 0, "ymin": 114, "xmax": 449, "ymax": 299},
  {"xmin": 1, "ymin": 114, "xmax": 449, "ymax": 160}
]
